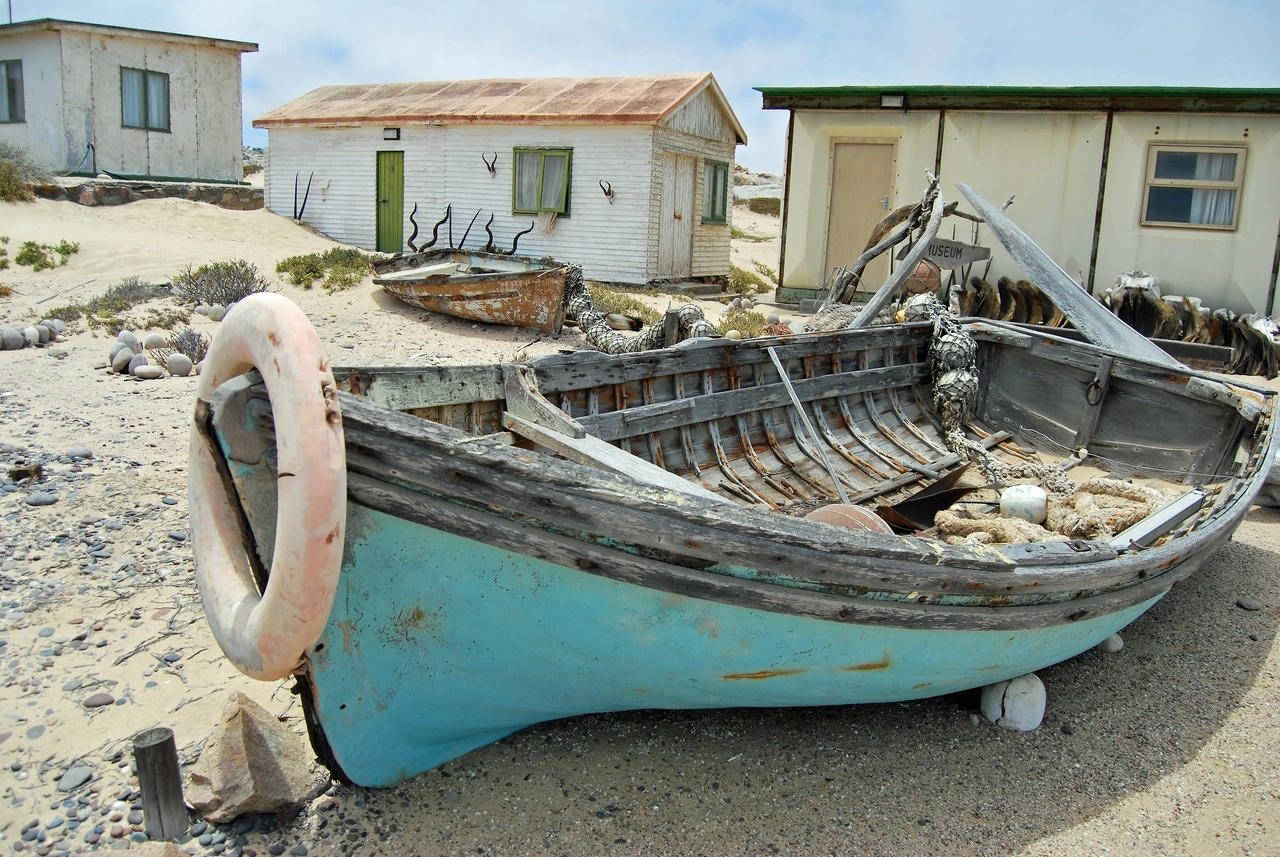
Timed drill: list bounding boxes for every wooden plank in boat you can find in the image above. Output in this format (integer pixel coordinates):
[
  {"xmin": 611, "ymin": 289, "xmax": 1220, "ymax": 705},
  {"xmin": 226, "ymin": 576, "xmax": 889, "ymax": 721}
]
[{"xmin": 334, "ymin": 365, "xmax": 504, "ymax": 411}]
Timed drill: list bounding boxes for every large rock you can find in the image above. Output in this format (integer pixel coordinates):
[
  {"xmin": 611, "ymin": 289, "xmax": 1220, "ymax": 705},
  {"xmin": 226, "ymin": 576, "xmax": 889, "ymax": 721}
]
[
  {"xmin": 980, "ymin": 673, "xmax": 1046, "ymax": 732},
  {"xmin": 187, "ymin": 692, "xmax": 313, "ymax": 823}
]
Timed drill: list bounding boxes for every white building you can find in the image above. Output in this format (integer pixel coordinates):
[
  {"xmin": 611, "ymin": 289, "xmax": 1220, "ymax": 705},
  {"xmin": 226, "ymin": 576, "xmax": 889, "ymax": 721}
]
[
  {"xmin": 0, "ymin": 18, "xmax": 257, "ymax": 182},
  {"xmin": 758, "ymin": 86, "xmax": 1280, "ymax": 315},
  {"xmin": 254, "ymin": 74, "xmax": 747, "ymax": 284}
]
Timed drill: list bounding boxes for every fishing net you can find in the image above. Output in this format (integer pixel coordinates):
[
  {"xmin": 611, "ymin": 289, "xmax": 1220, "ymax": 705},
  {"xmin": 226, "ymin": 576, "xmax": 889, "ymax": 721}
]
[{"xmin": 562, "ymin": 267, "xmax": 719, "ymax": 354}]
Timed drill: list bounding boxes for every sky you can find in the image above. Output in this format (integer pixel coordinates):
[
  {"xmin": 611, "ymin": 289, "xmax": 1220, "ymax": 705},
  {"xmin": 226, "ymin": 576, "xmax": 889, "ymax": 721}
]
[{"xmin": 12, "ymin": 0, "xmax": 1280, "ymax": 174}]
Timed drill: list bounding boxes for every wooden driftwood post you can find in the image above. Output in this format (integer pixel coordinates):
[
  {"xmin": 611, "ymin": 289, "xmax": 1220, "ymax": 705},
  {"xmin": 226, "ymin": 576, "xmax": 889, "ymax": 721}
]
[{"xmin": 134, "ymin": 727, "xmax": 187, "ymax": 840}]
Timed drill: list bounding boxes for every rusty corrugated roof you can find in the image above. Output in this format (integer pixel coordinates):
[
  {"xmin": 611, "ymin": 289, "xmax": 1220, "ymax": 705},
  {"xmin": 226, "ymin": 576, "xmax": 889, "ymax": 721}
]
[{"xmin": 254, "ymin": 73, "xmax": 746, "ymax": 142}]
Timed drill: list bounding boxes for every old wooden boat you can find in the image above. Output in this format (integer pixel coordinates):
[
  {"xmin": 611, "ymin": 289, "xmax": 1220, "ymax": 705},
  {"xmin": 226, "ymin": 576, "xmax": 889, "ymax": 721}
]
[
  {"xmin": 372, "ymin": 248, "xmax": 569, "ymax": 334},
  {"xmin": 189, "ymin": 185, "xmax": 1279, "ymax": 788}
]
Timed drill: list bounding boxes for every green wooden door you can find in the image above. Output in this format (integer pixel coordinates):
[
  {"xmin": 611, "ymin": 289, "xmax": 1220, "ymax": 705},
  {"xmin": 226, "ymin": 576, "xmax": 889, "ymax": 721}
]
[{"xmin": 376, "ymin": 151, "xmax": 404, "ymax": 253}]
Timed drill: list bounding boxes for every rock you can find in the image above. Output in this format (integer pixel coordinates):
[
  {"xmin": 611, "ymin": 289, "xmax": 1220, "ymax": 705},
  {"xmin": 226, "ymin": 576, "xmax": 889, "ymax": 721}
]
[
  {"xmin": 142, "ymin": 333, "xmax": 168, "ymax": 350},
  {"xmin": 165, "ymin": 353, "xmax": 193, "ymax": 377},
  {"xmin": 288, "ymin": 845, "xmax": 307, "ymax": 856},
  {"xmin": 82, "ymin": 692, "xmax": 115, "ymax": 708},
  {"xmin": 766, "ymin": 313, "xmax": 780, "ymax": 324},
  {"xmin": 730, "ymin": 297, "xmax": 742, "ymax": 309},
  {"xmin": 126, "ymin": 811, "xmax": 142, "ymax": 824},
  {"xmin": 788, "ymin": 320, "xmax": 805, "ymax": 334},
  {"xmin": 724, "ymin": 330, "xmax": 743, "ymax": 340},
  {"xmin": 980, "ymin": 673, "xmax": 1046, "ymax": 731},
  {"xmin": 39, "ymin": 319, "xmax": 67, "ymax": 335},
  {"xmin": 35, "ymin": 325, "xmax": 51, "ymax": 345},
  {"xmin": 134, "ymin": 365, "xmax": 164, "ymax": 380},
  {"xmin": 194, "ymin": 305, "xmax": 211, "ymax": 316},
  {"xmin": 741, "ymin": 298, "xmax": 754, "ymax": 310},
  {"xmin": 167, "ymin": 531, "xmax": 187, "ymax": 542},
  {"xmin": 1097, "ymin": 633, "xmax": 1124, "ymax": 653},
  {"xmin": 111, "ymin": 349, "xmax": 134, "ymax": 374},
  {"xmin": 127, "ymin": 354, "xmax": 149, "ymax": 376},
  {"xmin": 117, "ymin": 331, "xmax": 142, "ymax": 354},
  {"xmin": 57, "ymin": 767, "xmax": 93, "ymax": 792},
  {"xmin": 186, "ymin": 692, "xmax": 313, "ymax": 822},
  {"xmin": 67, "ymin": 446, "xmax": 93, "ymax": 460},
  {"xmin": 1237, "ymin": 596, "xmax": 1263, "ymax": 611},
  {"xmin": 22, "ymin": 327, "xmax": 41, "ymax": 347},
  {"xmin": 209, "ymin": 304, "xmax": 226, "ymax": 322},
  {"xmin": 25, "ymin": 492, "xmax": 59, "ymax": 506},
  {"xmin": 2, "ymin": 327, "xmax": 24, "ymax": 350},
  {"xmin": 126, "ymin": 845, "xmax": 186, "ymax": 857}
]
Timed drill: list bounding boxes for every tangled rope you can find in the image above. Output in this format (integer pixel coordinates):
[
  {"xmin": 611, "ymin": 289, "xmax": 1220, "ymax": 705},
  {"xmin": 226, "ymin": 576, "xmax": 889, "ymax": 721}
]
[{"xmin": 563, "ymin": 267, "xmax": 719, "ymax": 354}]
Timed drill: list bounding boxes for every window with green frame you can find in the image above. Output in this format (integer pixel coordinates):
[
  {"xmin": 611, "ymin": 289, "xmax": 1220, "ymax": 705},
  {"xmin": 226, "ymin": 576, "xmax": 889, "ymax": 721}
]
[
  {"xmin": 0, "ymin": 60, "xmax": 24, "ymax": 123},
  {"xmin": 121, "ymin": 67, "xmax": 169, "ymax": 131},
  {"xmin": 513, "ymin": 148, "xmax": 571, "ymax": 215},
  {"xmin": 702, "ymin": 160, "xmax": 729, "ymax": 223}
]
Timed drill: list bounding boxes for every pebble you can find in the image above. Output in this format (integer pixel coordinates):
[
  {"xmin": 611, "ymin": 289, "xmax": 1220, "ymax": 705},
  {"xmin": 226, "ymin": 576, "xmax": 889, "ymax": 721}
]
[
  {"xmin": 162, "ymin": 652, "xmax": 182, "ymax": 663},
  {"xmin": 194, "ymin": 305, "xmax": 210, "ymax": 316},
  {"xmin": 133, "ymin": 365, "xmax": 164, "ymax": 380},
  {"xmin": 126, "ymin": 811, "xmax": 142, "ymax": 825},
  {"xmin": 268, "ymin": 844, "xmax": 284, "ymax": 856},
  {"xmin": 288, "ymin": 846, "xmax": 307, "ymax": 857},
  {"xmin": 188, "ymin": 823, "xmax": 207, "ymax": 837},
  {"xmin": 1097, "ymin": 633, "xmax": 1124, "ymax": 653},
  {"xmin": 128, "ymin": 831, "xmax": 148, "ymax": 843},
  {"xmin": 110, "ymin": 349, "xmax": 133, "ymax": 374},
  {"xmin": 211, "ymin": 832, "xmax": 227, "ymax": 845},
  {"xmin": 67, "ymin": 447, "xmax": 93, "ymax": 460},
  {"xmin": 126, "ymin": 354, "xmax": 149, "ymax": 375},
  {"xmin": 39, "ymin": 627, "xmax": 55, "ymax": 637},
  {"xmin": 63, "ymin": 678, "xmax": 83, "ymax": 691},
  {"xmin": 199, "ymin": 834, "xmax": 214, "ymax": 847},
  {"xmin": 109, "ymin": 825, "xmax": 123, "ymax": 838},
  {"xmin": 209, "ymin": 304, "xmax": 226, "ymax": 322},
  {"xmin": 26, "ymin": 492, "xmax": 59, "ymax": 506},
  {"xmin": 22, "ymin": 327, "xmax": 40, "ymax": 347},
  {"xmin": 2, "ymin": 326, "xmax": 26, "ymax": 350},
  {"xmin": 167, "ymin": 531, "xmax": 186, "ymax": 542},
  {"xmin": 1062, "ymin": 722, "xmax": 1077, "ymax": 735},
  {"xmin": 116, "ymin": 331, "xmax": 142, "ymax": 354},
  {"xmin": 35, "ymin": 325, "xmax": 51, "ymax": 344},
  {"xmin": 980, "ymin": 673, "xmax": 1046, "ymax": 731},
  {"xmin": 1237, "ymin": 596, "xmax": 1263, "ymax": 611},
  {"xmin": 40, "ymin": 319, "xmax": 66, "ymax": 335},
  {"xmin": 142, "ymin": 333, "xmax": 168, "ymax": 350},
  {"xmin": 231, "ymin": 818, "xmax": 254, "ymax": 835},
  {"xmin": 766, "ymin": 312, "xmax": 780, "ymax": 324},
  {"xmin": 82, "ymin": 692, "xmax": 115, "ymax": 708},
  {"xmin": 166, "ymin": 353, "xmax": 193, "ymax": 377},
  {"xmin": 46, "ymin": 817, "xmax": 63, "ymax": 829},
  {"xmin": 57, "ymin": 767, "xmax": 93, "ymax": 792},
  {"xmin": 162, "ymin": 497, "xmax": 179, "ymax": 505}
]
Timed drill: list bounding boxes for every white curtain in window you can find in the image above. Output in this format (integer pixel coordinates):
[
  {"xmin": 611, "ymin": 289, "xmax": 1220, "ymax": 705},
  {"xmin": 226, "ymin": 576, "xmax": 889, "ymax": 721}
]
[
  {"xmin": 122, "ymin": 68, "xmax": 145, "ymax": 127},
  {"xmin": 1194, "ymin": 152, "xmax": 1236, "ymax": 182},
  {"xmin": 515, "ymin": 151, "xmax": 541, "ymax": 210},
  {"xmin": 1190, "ymin": 188, "xmax": 1236, "ymax": 226},
  {"xmin": 540, "ymin": 154, "xmax": 567, "ymax": 210},
  {"xmin": 146, "ymin": 73, "xmax": 168, "ymax": 130}
]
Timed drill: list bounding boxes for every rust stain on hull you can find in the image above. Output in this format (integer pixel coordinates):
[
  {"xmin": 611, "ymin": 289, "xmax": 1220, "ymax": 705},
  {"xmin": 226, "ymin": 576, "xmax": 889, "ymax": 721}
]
[
  {"xmin": 722, "ymin": 668, "xmax": 806, "ymax": 681},
  {"xmin": 842, "ymin": 655, "xmax": 892, "ymax": 672}
]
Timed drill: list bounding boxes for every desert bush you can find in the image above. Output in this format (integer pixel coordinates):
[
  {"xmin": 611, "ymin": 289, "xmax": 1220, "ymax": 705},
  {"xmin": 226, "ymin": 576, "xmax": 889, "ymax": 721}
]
[
  {"xmin": 728, "ymin": 265, "xmax": 769, "ymax": 296},
  {"xmin": 586, "ymin": 283, "xmax": 662, "ymax": 326},
  {"xmin": 173, "ymin": 259, "xmax": 269, "ymax": 305},
  {"xmin": 243, "ymin": 163, "xmax": 263, "ymax": 177},
  {"xmin": 0, "ymin": 142, "xmax": 51, "ymax": 183},
  {"xmin": 0, "ymin": 284, "xmax": 12, "ymax": 298},
  {"xmin": 753, "ymin": 261, "xmax": 779, "ymax": 284},
  {"xmin": 276, "ymin": 247, "xmax": 374, "ymax": 292},
  {"xmin": 15, "ymin": 239, "xmax": 78, "ymax": 271},
  {"xmin": 746, "ymin": 197, "xmax": 781, "ymax": 217},
  {"xmin": 716, "ymin": 308, "xmax": 769, "ymax": 338},
  {"xmin": 0, "ymin": 161, "xmax": 33, "ymax": 202},
  {"xmin": 168, "ymin": 327, "xmax": 211, "ymax": 363},
  {"xmin": 730, "ymin": 224, "xmax": 769, "ymax": 243},
  {"xmin": 44, "ymin": 275, "xmax": 171, "ymax": 331}
]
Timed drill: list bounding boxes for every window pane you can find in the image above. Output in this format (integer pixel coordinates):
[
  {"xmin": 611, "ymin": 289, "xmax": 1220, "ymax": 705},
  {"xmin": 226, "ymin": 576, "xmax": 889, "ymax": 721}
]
[
  {"xmin": 514, "ymin": 151, "xmax": 540, "ymax": 210},
  {"xmin": 7, "ymin": 61, "xmax": 21, "ymax": 123},
  {"xmin": 1190, "ymin": 188, "xmax": 1236, "ymax": 225},
  {"xmin": 1146, "ymin": 186, "xmax": 1193, "ymax": 223},
  {"xmin": 122, "ymin": 68, "xmax": 145, "ymax": 127},
  {"xmin": 703, "ymin": 162, "xmax": 716, "ymax": 218},
  {"xmin": 1153, "ymin": 151, "xmax": 1199, "ymax": 180},
  {"xmin": 714, "ymin": 164, "xmax": 727, "ymax": 218},
  {"xmin": 146, "ymin": 73, "xmax": 168, "ymax": 130},
  {"xmin": 0, "ymin": 64, "xmax": 8, "ymax": 123},
  {"xmin": 540, "ymin": 154, "xmax": 567, "ymax": 210},
  {"xmin": 1154, "ymin": 150, "xmax": 1237, "ymax": 182}
]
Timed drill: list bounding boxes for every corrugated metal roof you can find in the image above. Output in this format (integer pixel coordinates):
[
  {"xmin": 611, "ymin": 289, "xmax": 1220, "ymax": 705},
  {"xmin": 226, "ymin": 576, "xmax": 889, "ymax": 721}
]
[
  {"xmin": 255, "ymin": 73, "xmax": 746, "ymax": 142},
  {"xmin": 756, "ymin": 85, "xmax": 1280, "ymax": 114}
]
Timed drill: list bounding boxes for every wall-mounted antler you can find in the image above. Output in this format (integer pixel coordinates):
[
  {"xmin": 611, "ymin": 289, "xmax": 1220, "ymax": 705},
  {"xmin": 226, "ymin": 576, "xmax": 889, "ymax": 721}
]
[
  {"xmin": 600, "ymin": 180, "xmax": 614, "ymax": 204},
  {"xmin": 482, "ymin": 213, "xmax": 496, "ymax": 253},
  {"xmin": 482, "ymin": 152, "xmax": 497, "ymax": 176}
]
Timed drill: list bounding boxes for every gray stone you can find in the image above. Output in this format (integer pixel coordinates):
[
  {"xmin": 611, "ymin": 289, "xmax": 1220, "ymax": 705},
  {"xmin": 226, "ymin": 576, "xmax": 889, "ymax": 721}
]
[
  {"xmin": 116, "ymin": 331, "xmax": 142, "ymax": 354},
  {"xmin": 194, "ymin": 305, "xmax": 211, "ymax": 316},
  {"xmin": 186, "ymin": 692, "xmax": 313, "ymax": 822},
  {"xmin": 126, "ymin": 811, "xmax": 142, "ymax": 825},
  {"xmin": 108, "ymin": 342, "xmax": 129, "ymax": 361},
  {"xmin": 22, "ymin": 327, "xmax": 40, "ymax": 347},
  {"xmin": 209, "ymin": 304, "xmax": 226, "ymax": 322},
  {"xmin": 82, "ymin": 692, "xmax": 114, "ymax": 708},
  {"xmin": 62, "ymin": 678, "xmax": 83, "ymax": 691},
  {"xmin": 110, "ymin": 349, "xmax": 133, "ymax": 374},
  {"xmin": 133, "ymin": 365, "xmax": 164, "ymax": 380},
  {"xmin": 142, "ymin": 333, "xmax": 167, "ymax": 351},
  {"xmin": 57, "ymin": 767, "xmax": 93, "ymax": 792},
  {"xmin": 165, "ymin": 353, "xmax": 193, "ymax": 377},
  {"xmin": 1097, "ymin": 633, "xmax": 1124, "ymax": 653},
  {"xmin": 127, "ymin": 354, "xmax": 149, "ymax": 376},
  {"xmin": 25, "ymin": 492, "xmax": 59, "ymax": 507},
  {"xmin": 980, "ymin": 673, "xmax": 1046, "ymax": 732},
  {"xmin": 288, "ymin": 845, "xmax": 307, "ymax": 856},
  {"xmin": 167, "ymin": 531, "xmax": 186, "ymax": 542},
  {"xmin": 39, "ymin": 319, "xmax": 67, "ymax": 335},
  {"xmin": 1237, "ymin": 596, "xmax": 1263, "ymax": 611},
  {"xmin": 66, "ymin": 447, "xmax": 93, "ymax": 460},
  {"xmin": 35, "ymin": 325, "xmax": 51, "ymax": 345},
  {"xmin": 2, "ymin": 327, "xmax": 23, "ymax": 350}
]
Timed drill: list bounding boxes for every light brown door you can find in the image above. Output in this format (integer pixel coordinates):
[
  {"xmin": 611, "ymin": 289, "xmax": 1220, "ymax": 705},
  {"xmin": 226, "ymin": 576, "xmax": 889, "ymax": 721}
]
[
  {"xmin": 658, "ymin": 152, "xmax": 696, "ymax": 278},
  {"xmin": 824, "ymin": 142, "xmax": 895, "ymax": 293}
]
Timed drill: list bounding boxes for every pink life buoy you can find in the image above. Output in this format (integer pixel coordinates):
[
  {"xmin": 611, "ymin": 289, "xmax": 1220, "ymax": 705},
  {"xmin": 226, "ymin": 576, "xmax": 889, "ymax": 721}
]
[{"xmin": 188, "ymin": 293, "xmax": 346, "ymax": 680}]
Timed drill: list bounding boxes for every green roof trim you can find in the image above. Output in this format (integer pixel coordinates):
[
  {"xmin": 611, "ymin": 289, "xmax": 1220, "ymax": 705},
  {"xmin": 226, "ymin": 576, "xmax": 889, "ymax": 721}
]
[{"xmin": 755, "ymin": 85, "xmax": 1280, "ymax": 114}]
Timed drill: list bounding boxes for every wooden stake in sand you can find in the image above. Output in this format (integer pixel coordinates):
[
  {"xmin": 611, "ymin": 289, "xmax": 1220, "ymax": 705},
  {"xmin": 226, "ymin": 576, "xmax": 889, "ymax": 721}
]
[{"xmin": 134, "ymin": 727, "xmax": 187, "ymax": 840}]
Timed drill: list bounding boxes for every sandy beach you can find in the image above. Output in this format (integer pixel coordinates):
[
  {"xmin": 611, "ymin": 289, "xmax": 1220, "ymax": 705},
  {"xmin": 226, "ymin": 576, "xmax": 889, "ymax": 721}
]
[{"xmin": 0, "ymin": 195, "xmax": 1277, "ymax": 857}]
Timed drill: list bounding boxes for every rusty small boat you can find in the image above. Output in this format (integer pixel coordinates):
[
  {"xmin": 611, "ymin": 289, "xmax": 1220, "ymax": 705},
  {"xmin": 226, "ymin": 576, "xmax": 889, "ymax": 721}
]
[{"xmin": 372, "ymin": 249, "xmax": 570, "ymax": 334}]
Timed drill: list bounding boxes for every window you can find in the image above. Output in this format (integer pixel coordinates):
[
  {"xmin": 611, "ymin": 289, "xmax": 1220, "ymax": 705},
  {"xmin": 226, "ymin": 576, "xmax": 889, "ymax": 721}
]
[
  {"xmin": 0, "ymin": 60, "xmax": 23, "ymax": 123},
  {"xmin": 1142, "ymin": 144, "xmax": 1245, "ymax": 230},
  {"xmin": 121, "ymin": 67, "xmax": 169, "ymax": 131},
  {"xmin": 513, "ymin": 148, "xmax": 571, "ymax": 215},
  {"xmin": 702, "ymin": 160, "xmax": 729, "ymax": 223}
]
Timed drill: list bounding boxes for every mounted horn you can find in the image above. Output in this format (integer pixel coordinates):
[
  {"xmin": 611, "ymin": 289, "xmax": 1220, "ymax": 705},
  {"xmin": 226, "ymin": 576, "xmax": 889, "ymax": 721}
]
[
  {"xmin": 600, "ymin": 180, "xmax": 614, "ymax": 204},
  {"xmin": 482, "ymin": 213, "xmax": 496, "ymax": 253},
  {"xmin": 459, "ymin": 209, "xmax": 481, "ymax": 249},
  {"xmin": 406, "ymin": 203, "xmax": 420, "ymax": 252},
  {"xmin": 507, "ymin": 220, "xmax": 535, "ymax": 256},
  {"xmin": 419, "ymin": 204, "xmax": 450, "ymax": 250},
  {"xmin": 482, "ymin": 152, "xmax": 497, "ymax": 176}
]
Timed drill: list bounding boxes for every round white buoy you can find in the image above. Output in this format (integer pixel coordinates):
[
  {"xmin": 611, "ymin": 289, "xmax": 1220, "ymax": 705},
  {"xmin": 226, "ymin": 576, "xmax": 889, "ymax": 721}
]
[
  {"xmin": 1000, "ymin": 484, "xmax": 1048, "ymax": 524},
  {"xmin": 980, "ymin": 673, "xmax": 1046, "ymax": 731}
]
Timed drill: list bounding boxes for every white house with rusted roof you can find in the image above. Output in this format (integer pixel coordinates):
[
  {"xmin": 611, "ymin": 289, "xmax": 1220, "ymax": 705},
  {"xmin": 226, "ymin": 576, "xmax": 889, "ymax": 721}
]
[
  {"xmin": 254, "ymin": 73, "xmax": 747, "ymax": 284},
  {"xmin": 0, "ymin": 18, "xmax": 257, "ymax": 182}
]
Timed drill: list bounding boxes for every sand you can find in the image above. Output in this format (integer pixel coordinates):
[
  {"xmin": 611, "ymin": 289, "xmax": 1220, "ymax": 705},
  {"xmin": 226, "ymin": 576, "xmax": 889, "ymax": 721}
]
[{"xmin": 0, "ymin": 196, "xmax": 1277, "ymax": 856}]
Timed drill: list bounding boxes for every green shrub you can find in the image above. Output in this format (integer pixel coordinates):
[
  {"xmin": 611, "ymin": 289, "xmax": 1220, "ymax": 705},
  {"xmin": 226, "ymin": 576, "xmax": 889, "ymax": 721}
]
[
  {"xmin": 728, "ymin": 265, "xmax": 769, "ymax": 296},
  {"xmin": 586, "ymin": 283, "xmax": 661, "ymax": 325},
  {"xmin": 0, "ymin": 142, "xmax": 51, "ymax": 184},
  {"xmin": 0, "ymin": 161, "xmax": 33, "ymax": 203},
  {"xmin": 243, "ymin": 163, "xmax": 263, "ymax": 177},
  {"xmin": 45, "ymin": 275, "xmax": 172, "ymax": 331},
  {"xmin": 746, "ymin": 197, "xmax": 781, "ymax": 217},
  {"xmin": 276, "ymin": 246, "xmax": 375, "ymax": 292},
  {"xmin": 730, "ymin": 224, "xmax": 769, "ymax": 243},
  {"xmin": 752, "ymin": 262, "xmax": 778, "ymax": 284},
  {"xmin": 717, "ymin": 308, "xmax": 769, "ymax": 338},
  {"xmin": 173, "ymin": 259, "xmax": 270, "ymax": 305}
]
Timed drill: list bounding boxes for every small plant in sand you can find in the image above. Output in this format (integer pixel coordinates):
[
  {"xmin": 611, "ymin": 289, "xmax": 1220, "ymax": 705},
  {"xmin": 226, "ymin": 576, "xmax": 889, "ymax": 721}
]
[
  {"xmin": 173, "ymin": 259, "xmax": 270, "ymax": 306},
  {"xmin": 752, "ymin": 261, "xmax": 778, "ymax": 284},
  {"xmin": 276, "ymin": 247, "xmax": 376, "ymax": 292},
  {"xmin": 14, "ymin": 239, "xmax": 79, "ymax": 271},
  {"xmin": 0, "ymin": 284, "xmax": 13, "ymax": 298},
  {"xmin": 153, "ymin": 326, "xmax": 211, "ymax": 365},
  {"xmin": 716, "ymin": 308, "xmax": 769, "ymax": 338},
  {"xmin": 730, "ymin": 224, "xmax": 769, "ymax": 243},
  {"xmin": 243, "ymin": 163, "xmax": 263, "ymax": 177},
  {"xmin": 728, "ymin": 265, "xmax": 769, "ymax": 296},
  {"xmin": 0, "ymin": 237, "xmax": 8, "ymax": 270},
  {"xmin": 44, "ymin": 275, "xmax": 171, "ymax": 331},
  {"xmin": 745, "ymin": 197, "xmax": 781, "ymax": 217},
  {"xmin": 0, "ymin": 142, "xmax": 51, "ymax": 183},
  {"xmin": 0, "ymin": 161, "xmax": 33, "ymax": 203},
  {"xmin": 586, "ymin": 283, "xmax": 661, "ymax": 326}
]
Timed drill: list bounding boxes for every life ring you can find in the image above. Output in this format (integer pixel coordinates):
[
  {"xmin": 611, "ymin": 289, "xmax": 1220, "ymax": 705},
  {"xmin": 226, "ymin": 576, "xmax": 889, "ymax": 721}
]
[{"xmin": 188, "ymin": 293, "xmax": 346, "ymax": 680}]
